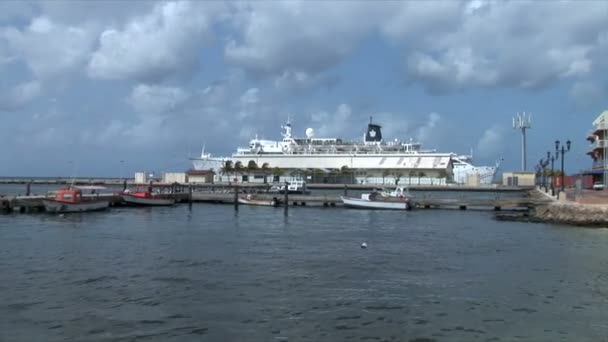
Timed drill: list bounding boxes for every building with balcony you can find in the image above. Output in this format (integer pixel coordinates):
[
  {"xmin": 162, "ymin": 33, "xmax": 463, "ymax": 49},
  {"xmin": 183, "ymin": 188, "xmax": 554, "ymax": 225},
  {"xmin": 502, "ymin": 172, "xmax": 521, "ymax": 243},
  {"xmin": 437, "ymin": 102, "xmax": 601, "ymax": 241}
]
[{"xmin": 586, "ymin": 110, "xmax": 608, "ymax": 183}]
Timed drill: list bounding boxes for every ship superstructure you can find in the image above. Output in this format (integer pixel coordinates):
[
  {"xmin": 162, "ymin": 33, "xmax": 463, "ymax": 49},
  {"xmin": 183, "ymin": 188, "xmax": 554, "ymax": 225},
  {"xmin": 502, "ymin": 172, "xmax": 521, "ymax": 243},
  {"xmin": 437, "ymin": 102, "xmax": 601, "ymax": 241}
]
[
  {"xmin": 223, "ymin": 118, "xmax": 453, "ymax": 185},
  {"xmin": 192, "ymin": 118, "xmax": 500, "ymax": 185}
]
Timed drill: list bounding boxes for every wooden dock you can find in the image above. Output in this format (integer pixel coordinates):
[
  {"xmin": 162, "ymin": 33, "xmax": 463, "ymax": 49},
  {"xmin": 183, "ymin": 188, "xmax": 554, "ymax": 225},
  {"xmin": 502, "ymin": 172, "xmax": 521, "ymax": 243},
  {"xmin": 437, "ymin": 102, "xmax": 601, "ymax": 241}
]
[
  {"xmin": 1, "ymin": 187, "xmax": 549, "ymax": 214},
  {"xmin": 191, "ymin": 191, "xmax": 551, "ymax": 211}
]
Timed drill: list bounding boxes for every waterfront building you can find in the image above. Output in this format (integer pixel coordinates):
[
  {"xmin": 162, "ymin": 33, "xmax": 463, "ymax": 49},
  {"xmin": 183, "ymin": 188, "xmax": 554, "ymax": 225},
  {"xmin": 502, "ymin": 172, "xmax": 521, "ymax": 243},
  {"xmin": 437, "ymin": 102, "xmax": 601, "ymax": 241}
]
[{"xmin": 586, "ymin": 110, "xmax": 608, "ymax": 185}]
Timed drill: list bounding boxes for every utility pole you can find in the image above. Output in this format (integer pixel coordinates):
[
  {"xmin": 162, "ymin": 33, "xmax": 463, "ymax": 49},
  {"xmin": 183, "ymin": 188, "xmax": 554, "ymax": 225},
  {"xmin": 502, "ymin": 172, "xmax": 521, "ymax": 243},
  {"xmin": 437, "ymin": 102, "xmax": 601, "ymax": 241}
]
[{"xmin": 513, "ymin": 112, "xmax": 532, "ymax": 171}]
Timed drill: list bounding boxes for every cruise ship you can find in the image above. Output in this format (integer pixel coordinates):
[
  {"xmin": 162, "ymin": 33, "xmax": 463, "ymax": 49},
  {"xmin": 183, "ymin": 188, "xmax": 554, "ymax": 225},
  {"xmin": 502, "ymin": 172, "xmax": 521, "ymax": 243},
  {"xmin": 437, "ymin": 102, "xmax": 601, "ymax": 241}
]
[
  {"xmin": 191, "ymin": 118, "xmax": 498, "ymax": 185},
  {"xmin": 451, "ymin": 154, "xmax": 501, "ymax": 185}
]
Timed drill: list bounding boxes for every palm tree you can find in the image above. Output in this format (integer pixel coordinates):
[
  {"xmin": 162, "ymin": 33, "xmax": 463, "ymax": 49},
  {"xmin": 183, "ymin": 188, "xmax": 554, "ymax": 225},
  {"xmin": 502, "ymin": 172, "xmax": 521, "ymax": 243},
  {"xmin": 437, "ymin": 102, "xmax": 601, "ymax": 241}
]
[
  {"xmin": 417, "ymin": 171, "xmax": 426, "ymax": 185},
  {"xmin": 261, "ymin": 163, "xmax": 270, "ymax": 183},
  {"xmin": 221, "ymin": 161, "xmax": 233, "ymax": 182},
  {"xmin": 234, "ymin": 161, "xmax": 244, "ymax": 181},
  {"xmin": 272, "ymin": 167, "xmax": 285, "ymax": 183},
  {"xmin": 247, "ymin": 160, "xmax": 258, "ymax": 172},
  {"xmin": 392, "ymin": 171, "xmax": 403, "ymax": 185},
  {"xmin": 340, "ymin": 165, "xmax": 351, "ymax": 184},
  {"xmin": 409, "ymin": 170, "xmax": 417, "ymax": 185},
  {"xmin": 382, "ymin": 170, "xmax": 390, "ymax": 185}
]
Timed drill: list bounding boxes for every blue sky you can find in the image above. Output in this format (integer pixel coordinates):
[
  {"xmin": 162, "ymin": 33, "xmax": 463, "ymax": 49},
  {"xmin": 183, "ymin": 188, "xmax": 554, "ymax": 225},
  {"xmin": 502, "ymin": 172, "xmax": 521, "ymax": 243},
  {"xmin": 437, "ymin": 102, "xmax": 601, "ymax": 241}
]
[{"xmin": 0, "ymin": 0, "xmax": 607, "ymax": 177}]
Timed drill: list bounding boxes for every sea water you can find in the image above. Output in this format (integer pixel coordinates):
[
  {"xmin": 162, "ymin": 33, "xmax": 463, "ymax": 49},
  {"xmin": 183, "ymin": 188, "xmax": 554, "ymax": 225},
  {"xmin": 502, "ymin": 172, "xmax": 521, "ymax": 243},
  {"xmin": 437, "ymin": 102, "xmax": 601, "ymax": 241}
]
[{"xmin": 1, "ymin": 199, "xmax": 607, "ymax": 341}]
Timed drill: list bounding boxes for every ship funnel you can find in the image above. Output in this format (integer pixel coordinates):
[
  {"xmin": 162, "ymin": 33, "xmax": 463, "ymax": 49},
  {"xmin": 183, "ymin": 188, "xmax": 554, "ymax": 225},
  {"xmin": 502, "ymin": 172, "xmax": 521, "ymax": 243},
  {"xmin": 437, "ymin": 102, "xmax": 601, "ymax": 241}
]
[{"xmin": 365, "ymin": 121, "xmax": 382, "ymax": 143}]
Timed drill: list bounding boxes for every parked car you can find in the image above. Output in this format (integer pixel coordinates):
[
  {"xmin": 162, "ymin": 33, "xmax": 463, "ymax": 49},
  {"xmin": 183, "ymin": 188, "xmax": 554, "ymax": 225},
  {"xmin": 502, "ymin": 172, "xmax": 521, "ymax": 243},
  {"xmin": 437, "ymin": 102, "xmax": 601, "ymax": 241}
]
[{"xmin": 593, "ymin": 181, "xmax": 604, "ymax": 190}]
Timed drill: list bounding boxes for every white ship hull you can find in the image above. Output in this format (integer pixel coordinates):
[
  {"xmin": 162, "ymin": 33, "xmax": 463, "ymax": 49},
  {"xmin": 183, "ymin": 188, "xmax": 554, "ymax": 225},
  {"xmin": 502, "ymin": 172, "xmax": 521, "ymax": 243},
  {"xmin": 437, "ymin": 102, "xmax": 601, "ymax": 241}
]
[
  {"xmin": 43, "ymin": 199, "xmax": 109, "ymax": 213},
  {"xmin": 453, "ymin": 165, "xmax": 498, "ymax": 184},
  {"xmin": 231, "ymin": 153, "xmax": 451, "ymax": 171},
  {"xmin": 341, "ymin": 196, "xmax": 411, "ymax": 210},
  {"xmin": 190, "ymin": 156, "xmax": 226, "ymax": 171}
]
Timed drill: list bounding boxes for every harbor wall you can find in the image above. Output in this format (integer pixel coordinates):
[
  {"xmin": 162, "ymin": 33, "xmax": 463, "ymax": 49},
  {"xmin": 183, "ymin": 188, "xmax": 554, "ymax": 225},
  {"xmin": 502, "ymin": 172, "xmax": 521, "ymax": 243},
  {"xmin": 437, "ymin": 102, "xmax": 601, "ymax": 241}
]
[{"xmin": 533, "ymin": 202, "xmax": 608, "ymax": 227}]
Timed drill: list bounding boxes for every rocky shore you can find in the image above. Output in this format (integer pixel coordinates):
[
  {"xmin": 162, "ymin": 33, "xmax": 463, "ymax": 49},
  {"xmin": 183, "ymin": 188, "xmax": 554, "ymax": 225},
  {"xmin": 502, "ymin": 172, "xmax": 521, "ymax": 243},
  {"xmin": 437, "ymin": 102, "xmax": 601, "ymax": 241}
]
[
  {"xmin": 532, "ymin": 202, "xmax": 608, "ymax": 227},
  {"xmin": 497, "ymin": 201, "xmax": 608, "ymax": 228}
]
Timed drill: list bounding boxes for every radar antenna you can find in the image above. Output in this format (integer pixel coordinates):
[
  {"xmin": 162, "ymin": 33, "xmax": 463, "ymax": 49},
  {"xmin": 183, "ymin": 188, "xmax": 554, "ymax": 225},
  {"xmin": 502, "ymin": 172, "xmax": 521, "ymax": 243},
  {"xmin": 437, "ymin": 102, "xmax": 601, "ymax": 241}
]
[{"xmin": 512, "ymin": 112, "xmax": 532, "ymax": 171}]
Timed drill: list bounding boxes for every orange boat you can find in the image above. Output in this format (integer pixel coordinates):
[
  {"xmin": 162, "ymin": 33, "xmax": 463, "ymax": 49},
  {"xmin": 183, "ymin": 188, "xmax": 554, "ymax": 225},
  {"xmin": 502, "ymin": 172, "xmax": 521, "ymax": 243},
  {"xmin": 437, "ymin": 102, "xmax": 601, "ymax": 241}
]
[
  {"xmin": 43, "ymin": 187, "xmax": 110, "ymax": 213},
  {"xmin": 121, "ymin": 185, "xmax": 176, "ymax": 206}
]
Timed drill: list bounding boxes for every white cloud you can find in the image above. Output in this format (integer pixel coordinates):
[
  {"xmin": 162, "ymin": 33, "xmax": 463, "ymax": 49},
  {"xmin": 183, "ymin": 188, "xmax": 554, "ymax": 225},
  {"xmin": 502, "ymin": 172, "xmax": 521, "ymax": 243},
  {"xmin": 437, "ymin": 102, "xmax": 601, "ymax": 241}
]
[
  {"xmin": 88, "ymin": 1, "xmax": 222, "ymax": 82},
  {"xmin": 225, "ymin": 2, "xmax": 382, "ymax": 80},
  {"xmin": 476, "ymin": 125, "xmax": 506, "ymax": 158},
  {"xmin": 398, "ymin": 1, "xmax": 607, "ymax": 91},
  {"xmin": 127, "ymin": 84, "xmax": 189, "ymax": 114},
  {"xmin": 1, "ymin": 16, "xmax": 96, "ymax": 78},
  {"xmin": 225, "ymin": 1, "xmax": 608, "ymax": 92},
  {"xmin": 0, "ymin": 80, "xmax": 41, "ymax": 111}
]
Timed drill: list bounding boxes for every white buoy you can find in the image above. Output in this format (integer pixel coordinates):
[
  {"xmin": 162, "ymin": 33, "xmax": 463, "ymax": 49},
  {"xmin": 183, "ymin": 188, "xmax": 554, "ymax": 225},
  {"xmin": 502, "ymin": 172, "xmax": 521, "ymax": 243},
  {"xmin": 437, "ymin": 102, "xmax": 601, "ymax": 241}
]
[
  {"xmin": 59, "ymin": 214, "xmax": 65, "ymax": 218},
  {"xmin": 361, "ymin": 242, "xmax": 367, "ymax": 249}
]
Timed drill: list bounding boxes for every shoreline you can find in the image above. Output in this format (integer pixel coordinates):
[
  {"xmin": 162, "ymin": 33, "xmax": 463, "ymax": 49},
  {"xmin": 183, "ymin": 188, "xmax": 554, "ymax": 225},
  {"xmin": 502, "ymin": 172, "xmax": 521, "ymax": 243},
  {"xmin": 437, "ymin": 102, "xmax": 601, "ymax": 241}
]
[{"xmin": 497, "ymin": 189, "xmax": 608, "ymax": 228}]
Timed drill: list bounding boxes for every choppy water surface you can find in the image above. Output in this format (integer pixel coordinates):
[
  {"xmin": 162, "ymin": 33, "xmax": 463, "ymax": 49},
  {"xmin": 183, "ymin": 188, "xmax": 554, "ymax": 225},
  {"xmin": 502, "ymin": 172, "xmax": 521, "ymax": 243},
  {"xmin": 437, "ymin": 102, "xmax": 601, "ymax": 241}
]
[{"xmin": 1, "ymin": 204, "xmax": 607, "ymax": 341}]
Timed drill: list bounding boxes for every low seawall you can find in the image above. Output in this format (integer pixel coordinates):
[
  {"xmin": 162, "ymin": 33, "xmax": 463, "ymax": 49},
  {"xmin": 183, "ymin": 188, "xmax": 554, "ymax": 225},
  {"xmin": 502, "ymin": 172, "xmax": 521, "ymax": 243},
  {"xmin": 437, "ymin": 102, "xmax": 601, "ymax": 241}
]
[{"xmin": 532, "ymin": 202, "xmax": 608, "ymax": 227}]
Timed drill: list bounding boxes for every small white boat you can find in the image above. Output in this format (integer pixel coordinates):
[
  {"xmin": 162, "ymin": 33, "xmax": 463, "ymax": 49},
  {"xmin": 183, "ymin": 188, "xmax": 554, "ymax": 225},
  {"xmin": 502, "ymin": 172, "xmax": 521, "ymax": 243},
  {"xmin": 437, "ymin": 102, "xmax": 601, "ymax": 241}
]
[
  {"xmin": 271, "ymin": 180, "xmax": 310, "ymax": 194},
  {"xmin": 341, "ymin": 191, "xmax": 413, "ymax": 210},
  {"xmin": 43, "ymin": 187, "xmax": 109, "ymax": 213},
  {"xmin": 238, "ymin": 194, "xmax": 279, "ymax": 207}
]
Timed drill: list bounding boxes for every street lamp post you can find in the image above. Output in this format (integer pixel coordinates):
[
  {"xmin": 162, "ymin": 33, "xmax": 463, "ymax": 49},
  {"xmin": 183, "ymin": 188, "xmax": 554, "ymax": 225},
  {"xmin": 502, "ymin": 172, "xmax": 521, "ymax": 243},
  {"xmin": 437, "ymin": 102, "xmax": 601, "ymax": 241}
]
[
  {"xmin": 555, "ymin": 140, "xmax": 571, "ymax": 194},
  {"xmin": 548, "ymin": 151, "xmax": 556, "ymax": 196},
  {"xmin": 539, "ymin": 157, "xmax": 549, "ymax": 189}
]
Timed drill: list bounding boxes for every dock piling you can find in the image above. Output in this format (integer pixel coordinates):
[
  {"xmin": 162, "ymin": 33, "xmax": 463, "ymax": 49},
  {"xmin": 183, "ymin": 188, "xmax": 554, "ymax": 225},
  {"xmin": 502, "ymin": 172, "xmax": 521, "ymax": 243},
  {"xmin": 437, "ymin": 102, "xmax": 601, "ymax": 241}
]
[
  {"xmin": 284, "ymin": 181, "xmax": 289, "ymax": 215},
  {"xmin": 234, "ymin": 185, "xmax": 239, "ymax": 211},
  {"xmin": 26, "ymin": 182, "xmax": 31, "ymax": 196},
  {"xmin": 344, "ymin": 184, "xmax": 348, "ymax": 197}
]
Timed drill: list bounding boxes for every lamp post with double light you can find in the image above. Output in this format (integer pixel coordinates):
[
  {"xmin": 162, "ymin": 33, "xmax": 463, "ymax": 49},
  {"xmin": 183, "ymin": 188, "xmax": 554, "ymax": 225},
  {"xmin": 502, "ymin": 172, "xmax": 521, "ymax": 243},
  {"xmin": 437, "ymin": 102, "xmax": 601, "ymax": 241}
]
[
  {"xmin": 547, "ymin": 151, "xmax": 556, "ymax": 196},
  {"xmin": 555, "ymin": 140, "xmax": 571, "ymax": 193},
  {"xmin": 539, "ymin": 157, "xmax": 549, "ymax": 190}
]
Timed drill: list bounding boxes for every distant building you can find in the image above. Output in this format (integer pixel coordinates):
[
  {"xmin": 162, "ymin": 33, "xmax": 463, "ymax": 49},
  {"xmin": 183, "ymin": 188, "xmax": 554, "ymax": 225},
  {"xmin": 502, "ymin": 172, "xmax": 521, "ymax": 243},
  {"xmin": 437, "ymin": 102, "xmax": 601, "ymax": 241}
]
[
  {"xmin": 586, "ymin": 110, "xmax": 608, "ymax": 184},
  {"xmin": 186, "ymin": 170, "xmax": 215, "ymax": 184},
  {"xmin": 502, "ymin": 171, "xmax": 535, "ymax": 187}
]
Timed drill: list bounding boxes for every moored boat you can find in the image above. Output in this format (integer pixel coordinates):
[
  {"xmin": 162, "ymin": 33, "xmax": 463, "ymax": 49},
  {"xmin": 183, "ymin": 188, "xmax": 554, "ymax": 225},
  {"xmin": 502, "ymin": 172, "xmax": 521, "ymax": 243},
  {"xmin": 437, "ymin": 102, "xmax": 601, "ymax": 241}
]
[
  {"xmin": 43, "ymin": 186, "xmax": 109, "ymax": 213},
  {"xmin": 341, "ymin": 190, "xmax": 413, "ymax": 210},
  {"xmin": 238, "ymin": 194, "xmax": 279, "ymax": 207},
  {"xmin": 121, "ymin": 186, "xmax": 176, "ymax": 206}
]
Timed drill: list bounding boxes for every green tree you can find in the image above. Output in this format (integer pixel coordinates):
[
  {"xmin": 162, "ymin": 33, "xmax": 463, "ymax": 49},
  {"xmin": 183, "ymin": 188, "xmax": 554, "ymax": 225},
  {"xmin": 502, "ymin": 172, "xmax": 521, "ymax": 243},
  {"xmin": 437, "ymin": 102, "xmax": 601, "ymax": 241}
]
[
  {"xmin": 409, "ymin": 170, "xmax": 417, "ymax": 185},
  {"xmin": 417, "ymin": 171, "xmax": 426, "ymax": 185},
  {"xmin": 261, "ymin": 163, "xmax": 270, "ymax": 183},
  {"xmin": 382, "ymin": 170, "xmax": 390, "ymax": 185},
  {"xmin": 392, "ymin": 171, "xmax": 403, "ymax": 185},
  {"xmin": 234, "ymin": 161, "xmax": 244, "ymax": 180},
  {"xmin": 221, "ymin": 161, "xmax": 233, "ymax": 182},
  {"xmin": 340, "ymin": 165, "xmax": 351, "ymax": 184},
  {"xmin": 272, "ymin": 167, "xmax": 285, "ymax": 182},
  {"xmin": 247, "ymin": 160, "xmax": 258, "ymax": 172}
]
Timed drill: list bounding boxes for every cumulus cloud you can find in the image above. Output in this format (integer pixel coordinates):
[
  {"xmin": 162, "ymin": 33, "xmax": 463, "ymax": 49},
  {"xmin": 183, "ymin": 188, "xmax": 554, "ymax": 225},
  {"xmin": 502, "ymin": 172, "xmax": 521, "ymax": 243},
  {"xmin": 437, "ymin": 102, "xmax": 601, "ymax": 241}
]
[
  {"xmin": 0, "ymin": 80, "xmax": 41, "ymax": 111},
  {"xmin": 476, "ymin": 124, "xmax": 506, "ymax": 158},
  {"xmin": 1, "ymin": 16, "xmax": 96, "ymax": 77},
  {"xmin": 88, "ymin": 1, "xmax": 222, "ymax": 82},
  {"xmin": 127, "ymin": 84, "xmax": 190, "ymax": 114},
  {"xmin": 399, "ymin": 1, "xmax": 606, "ymax": 91},
  {"xmin": 225, "ymin": 2, "xmax": 382, "ymax": 84},
  {"xmin": 225, "ymin": 1, "xmax": 607, "ymax": 93}
]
